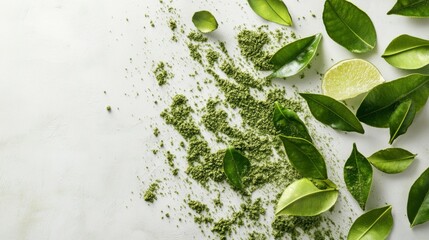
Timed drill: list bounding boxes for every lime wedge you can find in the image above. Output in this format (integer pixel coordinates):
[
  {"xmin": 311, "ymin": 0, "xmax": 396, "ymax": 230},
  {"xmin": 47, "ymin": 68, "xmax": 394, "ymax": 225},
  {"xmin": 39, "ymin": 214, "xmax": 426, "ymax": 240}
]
[{"xmin": 322, "ymin": 59, "xmax": 384, "ymax": 100}]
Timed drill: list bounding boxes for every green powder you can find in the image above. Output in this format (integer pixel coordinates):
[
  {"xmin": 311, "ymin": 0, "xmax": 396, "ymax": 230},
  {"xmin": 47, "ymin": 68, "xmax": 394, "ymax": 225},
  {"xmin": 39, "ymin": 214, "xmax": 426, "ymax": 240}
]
[
  {"xmin": 168, "ymin": 19, "xmax": 177, "ymax": 31},
  {"xmin": 219, "ymin": 61, "xmax": 267, "ymax": 89},
  {"xmin": 153, "ymin": 128, "xmax": 160, "ymax": 137},
  {"xmin": 206, "ymin": 49, "xmax": 220, "ymax": 66},
  {"xmin": 187, "ymin": 31, "xmax": 208, "ymax": 42},
  {"xmin": 143, "ymin": 182, "xmax": 159, "ymax": 203},
  {"xmin": 188, "ymin": 200, "xmax": 208, "ymax": 214},
  {"xmin": 187, "ymin": 43, "xmax": 203, "ymax": 64},
  {"xmin": 160, "ymin": 95, "xmax": 200, "ymax": 140},
  {"xmin": 157, "ymin": 27, "xmax": 342, "ymax": 239},
  {"xmin": 237, "ymin": 29, "xmax": 273, "ymax": 71},
  {"xmin": 249, "ymin": 232, "xmax": 267, "ymax": 240},
  {"xmin": 154, "ymin": 62, "xmax": 173, "ymax": 86},
  {"xmin": 166, "ymin": 151, "xmax": 175, "ymax": 167}
]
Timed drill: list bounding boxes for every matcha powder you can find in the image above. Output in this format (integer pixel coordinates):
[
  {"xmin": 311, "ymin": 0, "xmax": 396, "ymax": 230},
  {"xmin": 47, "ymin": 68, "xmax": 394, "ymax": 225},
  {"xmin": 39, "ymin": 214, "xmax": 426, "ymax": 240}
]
[{"xmin": 143, "ymin": 10, "xmax": 344, "ymax": 239}]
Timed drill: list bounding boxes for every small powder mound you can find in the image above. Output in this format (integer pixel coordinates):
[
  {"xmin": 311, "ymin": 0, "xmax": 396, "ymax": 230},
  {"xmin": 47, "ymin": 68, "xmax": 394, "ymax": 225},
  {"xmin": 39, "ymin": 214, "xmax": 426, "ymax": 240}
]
[
  {"xmin": 188, "ymin": 200, "xmax": 209, "ymax": 214},
  {"xmin": 187, "ymin": 31, "xmax": 208, "ymax": 42},
  {"xmin": 153, "ymin": 62, "xmax": 173, "ymax": 86},
  {"xmin": 187, "ymin": 43, "xmax": 203, "ymax": 65},
  {"xmin": 160, "ymin": 95, "xmax": 200, "ymax": 140},
  {"xmin": 168, "ymin": 19, "xmax": 177, "ymax": 31},
  {"xmin": 237, "ymin": 29, "xmax": 274, "ymax": 71},
  {"xmin": 143, "ymin": 182, "xmax": 159, "ymax": 203},
  {"xmin": 206, "ymin": 49, "xmax": 220, "ymax": 66}
]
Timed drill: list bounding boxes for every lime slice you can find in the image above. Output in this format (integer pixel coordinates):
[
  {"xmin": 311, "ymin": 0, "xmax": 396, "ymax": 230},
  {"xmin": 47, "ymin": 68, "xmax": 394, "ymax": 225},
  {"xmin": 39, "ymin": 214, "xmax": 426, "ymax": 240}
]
[{"xmin": 322, "ymin": 59, "xmax": 384, "ymax": 100}]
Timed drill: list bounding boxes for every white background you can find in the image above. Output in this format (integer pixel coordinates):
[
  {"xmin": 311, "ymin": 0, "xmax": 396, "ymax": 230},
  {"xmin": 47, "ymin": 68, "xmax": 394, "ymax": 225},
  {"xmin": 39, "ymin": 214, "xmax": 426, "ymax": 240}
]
[{"xmin": 1, "ymin": 0, "xmax": 429, "ymax": 239}]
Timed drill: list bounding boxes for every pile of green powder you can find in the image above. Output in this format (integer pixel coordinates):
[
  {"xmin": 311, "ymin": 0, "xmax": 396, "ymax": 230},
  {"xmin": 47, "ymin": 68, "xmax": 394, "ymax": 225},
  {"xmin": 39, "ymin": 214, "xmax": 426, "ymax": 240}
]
[
  {"xmin": 143, "ymin": 182, "xmax": 159, "ymax": 203},
  {"xmin": 153, "ymin": 61, "xmax": 173, "ymax": 86},
  {"xmin": 144, "ymin": 6, "xmax": 343, "ymax": 238}
]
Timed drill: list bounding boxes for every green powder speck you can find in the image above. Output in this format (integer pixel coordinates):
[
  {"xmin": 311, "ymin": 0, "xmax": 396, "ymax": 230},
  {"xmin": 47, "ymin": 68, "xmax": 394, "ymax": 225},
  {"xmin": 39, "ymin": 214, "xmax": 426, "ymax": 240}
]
[
  {"xmin": 249, "ymin": 232, "xmax": 267, "ymax": 240},
  {"xmin": 154, "ymin": 62, "xmax": 173, "ymax": 86},
  {"xmin": 143, "ymin": 182, "xmax": 159, "ymax": 203},
  {"xmin": 168, "ymin": 19, "xmax": 177, "ymax": 31},
  {"xmin": 188, "ymin": 200, "xmax": 208, "ymax": 214},
  {"xmin": 153, "ymin": 128, "xmax": 160, "ymax": 137},
  {"xmin": 166, "ymin": 151, "xmax": 175, "ymax": 167}
]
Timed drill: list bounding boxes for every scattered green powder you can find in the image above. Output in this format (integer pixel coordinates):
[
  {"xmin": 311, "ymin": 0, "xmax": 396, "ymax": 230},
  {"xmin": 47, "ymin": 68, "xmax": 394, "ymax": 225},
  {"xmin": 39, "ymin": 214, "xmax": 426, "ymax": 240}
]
[
  {"xmin": 188, "ymin": 200, "xmax": 208, "ymax": 214},
  {"xmin": 187, "ymin": 31, "xmax": 208, "ymax": 42},
  {"xmin": 206, "ymin": 49, "xmax": 220, "ymax": 66},
  {"xmin": 237, "ymin": 29, "xmax": 273, "ymax": 71},
  {"xmin": 106, "ymin": 105, "xmax": 112, "ymax": 112},
  {"xmin": 187, "ymin": 43, "xmax": 203, "ymax": 64},
  {"xmin": 156, "ymin": 27, "xmax": 342, "ymax": 239},
  {"xmin": 168, "ymin": 19, "xmax": 177, "ymax": 31},
  {"xmin": 166, "ymin": 151, "xmax": 175, "ymax": 167},
  {"xmin": 160, "ymin": 95, "xmax": 200, "ymax": 140},
  {"xmin": 143, "ymin": 182, "xmax": 159, "ymax": 203},
  {"xmin": 153, "ymin": 128, "xmax": 160, "ymax": 137},
  {"xmin": 154, "ymin": 62, "xmax": 173, "ymax": 86},
  {"xmin": 219, "ymin": 61, "xmax": 267, "ymax": 89},
  {"xmin": 249, "ymin": 232, "xmax": 267, "ymax": 240}
]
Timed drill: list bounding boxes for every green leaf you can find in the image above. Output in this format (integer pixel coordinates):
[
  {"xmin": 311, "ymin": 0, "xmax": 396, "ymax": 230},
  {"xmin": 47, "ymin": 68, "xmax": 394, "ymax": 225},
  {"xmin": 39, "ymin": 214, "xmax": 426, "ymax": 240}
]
[
  {"xmin": 344, "ymin": 143, "xmax": 372, "ymax": 210},
  {"xmin": 382, "ymin": 34, "xmax": 429, "ymax": 69},
  {"xmin": 279, "ymin": 135, "xmax": 327, "ymax": 179},
  {"xmin": 368, "ymin": 148, "xmax": 416, "ymax": 174},
  {"xmin": 389, "ymin": 100, "xmax": 416, "ymax": 144},
  {"xmin": 408, "ymin": 167, "xmax": 429, "ymax": 227},
  {"xmin": 275, "ymin": 178, "xmax": 338, "ymax": 217},
  {"xmin": 356, "ymin": 74, "xmax": 429, "ymax": 128},
  {"xmin": 388, "ymin": 0, "xmax": 429, "ymax": 17},
  {"xmin": 223, "ymin": 147, "xmax": 251, "ymax": 189},
  {"xmin": 192, "ymin": 11, "xmax": 218, "ymax": 33},
  {"xmin": 269, "ymin": 34, "xmax": 322, "ymax": 79},
  {"xmin": 247, "ymin": 0, "xmax": 292, "ymax": 26},
  {"xmin": 273, "ymin": 102, "xmax": 312, "ymax": 142},
  {"xmin": 347, "ymin": 205, "xmax": 393, "ymax": 240},
  {"xmin": 323, "ymin": 0, "xmax": 377, "ymax": 53},
  {"xmin": 300, "ymin": 93, "xmax": 364, "ymax": 134}
]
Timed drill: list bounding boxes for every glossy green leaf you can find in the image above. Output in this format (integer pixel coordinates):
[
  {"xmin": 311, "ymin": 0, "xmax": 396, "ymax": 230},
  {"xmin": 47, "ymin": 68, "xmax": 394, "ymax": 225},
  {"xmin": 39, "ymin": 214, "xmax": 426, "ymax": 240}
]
[
  {"xmin": 408, "ymin": 167, "xmax": 429, "ymax": 227},
  {"xmin": 273, "ymin": 102, "xmax": 312, "ymax": 142},
  {"xmin": 368, "ymin": 148, "xmax": 416, "ymax": 174},
  {"xmin": 389, "ymin": 100, "xmax": 416, "ymax": 144},
  {"xmin": 300, "ymin": 93, "xmax": 364, "ymax": 134},
  {"xmin": 247, "ymin": 0, "xmax": 292, "ymax": 26},
  {"xmin": 192, "ymin": 11, "xmax": 218, "ymax": 33},
  {"xmin": 357, "ymin": 74, "xmax": 429, "ymax": 128},
  {"xmin": 269, "ymin": 34, "xmax": 322, "ymax": 79},
  {"xmin": 275, "ymin": 178, "xmax": 338, "ymax": 216},
  {"xmin": 382, "ymin": 34, "xmax": 429, "ymax": 69},
  {"xmin": 388, "ymin": 0, "xmax": 429, "ymax": 17},
  {"xmin": 323, "ymin": 0, "xmax": 377, "ymax": 53},
  {"xmin": 279, "ymin": 135, "xmax": 327, "ymax": 180},
  {"xmin": 344, "ymin": 144, "xmax": 372, "ymax": 210},
  {"xmin": 347, "ymin": 205, "xmax": 393, "ymax": 240},
  {"xmin": 223, "ymin": 147, "xmax": 251, "ymax": 189}
]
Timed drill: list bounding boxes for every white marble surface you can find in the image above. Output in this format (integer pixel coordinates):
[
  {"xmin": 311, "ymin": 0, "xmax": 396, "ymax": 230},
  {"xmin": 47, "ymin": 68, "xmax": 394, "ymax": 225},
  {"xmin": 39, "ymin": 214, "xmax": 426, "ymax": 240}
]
[{"xmin": 1, "ymin": 0, "xmax": 429, "ymax": 239}]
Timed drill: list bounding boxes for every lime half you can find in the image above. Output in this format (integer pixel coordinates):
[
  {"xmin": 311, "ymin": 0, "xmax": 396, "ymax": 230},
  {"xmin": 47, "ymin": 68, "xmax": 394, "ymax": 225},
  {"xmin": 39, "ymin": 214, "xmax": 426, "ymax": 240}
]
[{"xmin": 322, "ymin": 59, "xmax": 384, "ymax": 101}]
